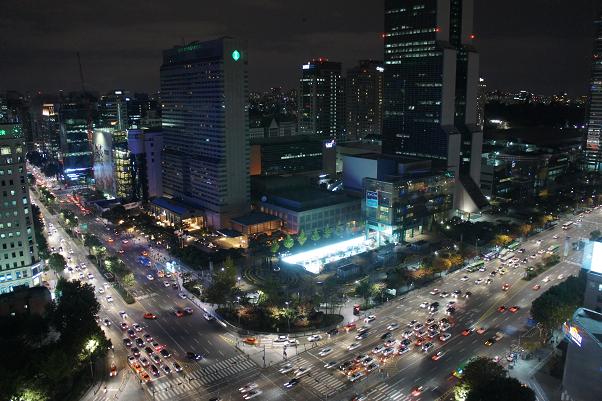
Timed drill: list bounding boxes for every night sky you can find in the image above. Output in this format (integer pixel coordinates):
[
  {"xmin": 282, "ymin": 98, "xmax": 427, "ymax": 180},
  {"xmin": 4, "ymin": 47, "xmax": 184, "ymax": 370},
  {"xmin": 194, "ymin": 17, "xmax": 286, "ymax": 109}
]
[{"xmin": 0, "ymin": 0, "xmax": 600, "ymax": 95}]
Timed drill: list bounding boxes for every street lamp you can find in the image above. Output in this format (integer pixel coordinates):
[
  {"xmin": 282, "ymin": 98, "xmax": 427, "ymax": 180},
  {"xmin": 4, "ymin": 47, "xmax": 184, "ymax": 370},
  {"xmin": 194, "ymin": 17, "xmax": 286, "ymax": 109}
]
[{"xmin": 285, "ymin": 301, "xmax": 291, "ymax": 331}]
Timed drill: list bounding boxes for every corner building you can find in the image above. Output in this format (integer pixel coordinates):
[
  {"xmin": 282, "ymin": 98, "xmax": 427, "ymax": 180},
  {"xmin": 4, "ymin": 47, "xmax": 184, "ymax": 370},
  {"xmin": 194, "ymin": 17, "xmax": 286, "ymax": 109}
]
[
  {"xmin": 383, "ymin": 0, "xmax": 486, "ymax": 214},
  {"xmin": 160, "ymin": 38, "xmax": 250, "ymax": 228}
]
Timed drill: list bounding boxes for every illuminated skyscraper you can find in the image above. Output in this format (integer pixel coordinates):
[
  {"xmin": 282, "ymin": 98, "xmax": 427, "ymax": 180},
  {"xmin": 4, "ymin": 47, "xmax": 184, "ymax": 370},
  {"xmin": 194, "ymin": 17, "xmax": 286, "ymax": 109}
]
[
  {"xmin": 346, "ymin": 60, "xmax": 384, "ymax": 139},
  {"xmin": 160, "ymin": 37, "xmax": 250, "ymax": 227},
  {"xmin": 298, "ymin": 58, "xmax": 346, "ymax": 138},
  {"xmin": 585, "ymin": 13, "xmax": 602, "ymax": 171},
  {"xmin": 383, "ymin": 0, "xmax": 486, "ymax": 212}
]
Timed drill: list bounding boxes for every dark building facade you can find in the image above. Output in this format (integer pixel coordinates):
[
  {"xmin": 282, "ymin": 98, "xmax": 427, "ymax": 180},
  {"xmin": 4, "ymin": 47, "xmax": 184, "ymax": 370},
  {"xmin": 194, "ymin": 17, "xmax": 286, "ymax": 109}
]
[
  {"xmin": 383, "ymin": 0, "xmax": 484, "ymax": 213},
  {"xmin": 250, "ymin": 136, "xmax": 323, "ymax": 176},
  {"xmin": 346, "ymin": 60, "xmax": 384, "ymax": 139},
  {"xmin": 298, "ymin": 59, "xmax": 346, "ymax": 138},
  {"xmin": 585, "ymin": 13, "xmax": 602, "ymax": 171}
]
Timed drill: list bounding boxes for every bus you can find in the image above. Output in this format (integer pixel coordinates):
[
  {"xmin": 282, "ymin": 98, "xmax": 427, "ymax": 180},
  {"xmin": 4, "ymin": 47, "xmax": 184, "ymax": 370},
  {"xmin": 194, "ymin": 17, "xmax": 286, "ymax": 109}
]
[
  {"xmin": 506, "ymin": 241, "xmax": 521, "ymax": 251},
  {"xmin": 547, "ymin": 245, "xmax": 560, "ymax": 254},
  {"xmin": 483, "ymin": 251, "xmax": 498, "ymax": 261},
  {"xmin": 500, "ymin": 252, "xmax": 516, "ymax": 263},
  {"xmin": 466, "ymin": 260, "xmax": 485, "ymax": 272},
  {"xmin": 562, "ymin": 221, "xmax": 573, "ymax": 230}
]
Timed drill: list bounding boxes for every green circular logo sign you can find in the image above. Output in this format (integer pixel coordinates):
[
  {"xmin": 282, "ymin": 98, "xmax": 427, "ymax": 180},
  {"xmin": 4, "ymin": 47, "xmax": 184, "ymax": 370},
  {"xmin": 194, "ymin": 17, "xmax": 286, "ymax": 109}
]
[{"xmin": 232, "ymin": 50, "xmax": 241, "ymax": 61}]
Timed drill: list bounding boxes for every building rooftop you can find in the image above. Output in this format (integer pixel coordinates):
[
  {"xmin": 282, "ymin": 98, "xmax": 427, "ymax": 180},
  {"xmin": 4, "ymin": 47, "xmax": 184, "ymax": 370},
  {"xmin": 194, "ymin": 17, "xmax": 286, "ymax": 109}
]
[
  {"xmin": 262, "ymin": 187, "xmax": 357, "ymax": 212},
  {"xmin": 231, "ymin": 211, "xmax": 280, "ymax": 226},
  {"xmin": 573, "ymin": 308, "xmax": 602, "ymax": 346},
  {"xmin": 485, "ymin": 127, "xmax": 584, "ymax": 147},
  {"xmin": 151, "ymin": 197, "xmax": 203, "ymax": 216}
]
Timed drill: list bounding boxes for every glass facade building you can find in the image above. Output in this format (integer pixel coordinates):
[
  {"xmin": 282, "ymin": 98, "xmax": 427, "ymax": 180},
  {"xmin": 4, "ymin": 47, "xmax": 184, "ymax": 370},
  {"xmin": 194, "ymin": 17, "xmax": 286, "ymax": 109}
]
[
  {"xmin": 364, "ymin": 171, "xmax": 454, "ymax": 245},
  {"xmin": 585, "ymin": 13, "xmax": 602, "ymax": 171},
  {"xmin": 160, "ymin": 37, "xmax": 250, "ymax": 228},
  {"xmin": 59, "ymin": 101, "xmax": 95, "ymax": 186},
  {"xmin": 346, "ymin": 60, "xmax": 384, "ymax": 139}
]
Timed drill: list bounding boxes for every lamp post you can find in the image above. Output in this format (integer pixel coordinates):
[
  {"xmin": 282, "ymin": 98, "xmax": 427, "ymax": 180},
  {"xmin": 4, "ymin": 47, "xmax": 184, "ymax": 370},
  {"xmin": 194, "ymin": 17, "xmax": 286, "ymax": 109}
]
[
  {"xmin": 285, "ymin": 301, "xmax": 290, "ymax": 331},
  {"xmin": 237, "ymin": 296, "xmax": 241, "ymax": 326}
]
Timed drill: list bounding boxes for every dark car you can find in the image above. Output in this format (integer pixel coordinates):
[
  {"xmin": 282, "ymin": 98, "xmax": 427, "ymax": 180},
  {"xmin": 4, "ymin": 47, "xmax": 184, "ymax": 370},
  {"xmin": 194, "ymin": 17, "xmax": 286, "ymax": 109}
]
[
  {"xmin": 186, "ymin": 351, "xmax": 202, "ymax": 360},
  {"xmin": 380, "ymin": 332, "xmax": 392, "ymax": 340},
  {"xmin": 160, "ymin": 348, "xmax": 171, "ymax": 358},
  {"xmin": 327, "ymin": 328, "xmax": 339, "ymax": 336},
  {"xmin": 123, "ymin": 338, "xmax": 132, "ymax": 347},
  {"xmin": 284, "ymin": 378, "xmax": 300, "ymax": 388},
  {"xmin": 135, "ymin": 338, "xmax": 144, "ymax": 347},
  {"xmin": 429, "ymin": 302, "xmax": 440, "ymax": 311},
  {"xmin": 131, "ymin": 347, "xmax": 140, "ymax": 357},
  {"xmin": 150, "ymin": 364, "xmax": 160, "ymax": 377},
  {"xmin": 127, "ymin": 329, "xmax": 136, "ymax": 338},
  {"xmin": 144, "ymin": 346, "xmax": 154, "ymax": 355}
]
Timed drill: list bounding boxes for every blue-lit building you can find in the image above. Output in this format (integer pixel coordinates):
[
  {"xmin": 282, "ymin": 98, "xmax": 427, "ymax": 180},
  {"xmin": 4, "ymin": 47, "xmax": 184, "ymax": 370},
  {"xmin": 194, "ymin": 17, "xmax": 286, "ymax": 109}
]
[
  {"xmin": 160, "ymin": 37, "xmax": 250, "ymax": 228},
  {"xmin": 59, "ymin": 99, "xmax": 95, "ymax": 186}
]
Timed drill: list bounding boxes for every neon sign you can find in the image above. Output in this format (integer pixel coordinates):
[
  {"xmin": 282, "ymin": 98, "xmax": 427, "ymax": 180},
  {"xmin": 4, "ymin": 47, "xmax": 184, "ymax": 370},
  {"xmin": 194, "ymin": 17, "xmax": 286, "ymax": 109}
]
[
  {"xmin": 232, "ymin": 50, "xmax": 241, "ymax": 61},
  {"xmin": 569, "ymin": 326, "xmax": 582, "ymax": 347}
]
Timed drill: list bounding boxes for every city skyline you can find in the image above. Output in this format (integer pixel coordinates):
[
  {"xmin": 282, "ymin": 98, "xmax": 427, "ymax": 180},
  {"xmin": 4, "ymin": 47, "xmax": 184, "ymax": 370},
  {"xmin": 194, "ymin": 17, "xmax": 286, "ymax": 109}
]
[{"xmin": 0, "ymin": 1, "xmax": 600, "ymax": 95}]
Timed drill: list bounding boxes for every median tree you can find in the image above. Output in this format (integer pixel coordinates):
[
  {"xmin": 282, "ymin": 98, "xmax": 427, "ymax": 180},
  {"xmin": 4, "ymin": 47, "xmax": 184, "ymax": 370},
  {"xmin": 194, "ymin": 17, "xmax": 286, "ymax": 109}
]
[
  {"xmin": 283, "ymin": 234, "xmax": 294, "ymax": 250},
  {"xmin": 311, "ymin": 229, "xmax": 321, "ymax": 243},
  {"xmin": 296, "ymin": 230, "xmax": 307, "ymax": 246},
  {"xmin": 47, "ymin": 253, "xmax": 67, "ymax": 273}
]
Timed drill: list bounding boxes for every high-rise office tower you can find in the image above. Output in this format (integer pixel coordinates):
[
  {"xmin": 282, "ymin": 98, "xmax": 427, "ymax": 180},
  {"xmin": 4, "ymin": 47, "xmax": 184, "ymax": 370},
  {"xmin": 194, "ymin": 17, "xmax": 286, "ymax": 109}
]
[
  {"xmin": 476, "ymin": 77, "xmax": 486, "ymax": 131},
  {"xmin": 58, "ymin": 94, "xmax": 96, "ymax": 186},
  {"xmin": 346, "ymin": 60, "xmax": 384, "ymax": 139},
  {"xmin": 585, "ymin": 13, "xmax": 602, "ymax": 172},
  {"xmin": 383, "ymin": 0, "xmax": 486, "ymax": 213},
  {"xmin": 298, "ymin": 58, "xmax": 346, "ymax": 138},
  {"xmin": 0, "ymin": 123, "xmax": 42, "ymax": 294},
  {"xmin": 160, "ymin": 37, "xmax": 250, "ymax": 228},
  {"xmin": 99, "ymin": 90, "xmax": 129, "ymax": 130}
]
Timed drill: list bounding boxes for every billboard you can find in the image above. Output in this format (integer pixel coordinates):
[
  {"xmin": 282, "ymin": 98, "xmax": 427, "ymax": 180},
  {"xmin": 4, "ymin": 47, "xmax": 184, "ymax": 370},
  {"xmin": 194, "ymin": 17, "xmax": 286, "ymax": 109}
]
[
  {"xmin": 93, "ymin": 128, "xmax": 115, "ymax": 196},
  {"xmin": 366, "ymin": 190, "xmax": 378, "ymax": 208}
]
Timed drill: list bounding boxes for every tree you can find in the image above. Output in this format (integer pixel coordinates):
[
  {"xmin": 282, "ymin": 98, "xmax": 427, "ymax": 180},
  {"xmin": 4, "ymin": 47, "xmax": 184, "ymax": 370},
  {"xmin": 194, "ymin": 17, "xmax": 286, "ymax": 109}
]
[
  {"xmin": 466, "ymin": 377, "xmax": 535, "ymax": 401},
  {"xmin": 59, "ymin": 209, "xmax": 78, "ymax": 229},
  {"xmin": 47, "ymin": 253, "xmax": 67, "ymax": 273},
  {"xmin": 590, "ymin": 230, "xmax": 601, "ymax": 241},
  {"xmin": 121, "ymin": 273, "xmax": 136, "ymax": 287},
  {"xmin": 386, "ymin": 266, "xmax": 411, "ymax": 289},
  {"xmin": 517, "ymin": 224, "xmax": 532, "ymax": 238},
  {"xmin": 283, "ymin": 234, "xmax": 294, "ymax": 250},
  {"xmin": 432, "ymin": 257, "xmax": 452, "ymax": 274},
  {"xmin": 493, "ymin": 234, "xmax": 513, "ymax": 247},
  {"xmin": 297, "ymin": 230, "xmax": 307, "ymax": 246},
  {"xmin": 83, "ymin": 234, "xmax": 103, "ymax": 251},
  {"xmin": 460, "ymin": 357, "xmax": 506, "ymax": 391},
  {"xmin": 335, "ymin": 225, "xmax": 344, "ymax": 238},
  {"xmin": 270, "ymin": 241, "xmax": 280, "ymax": 255},
  {"xmin": 355, "ymin": 280, "xmax": 371, "ymax": 305},
  {"xmin": 311, "ymin": 229, "xmax": 321, "ymax": 242},
  {"xmin": 323, "ymin": 225, "xmax": 333, "ymax": 239}
]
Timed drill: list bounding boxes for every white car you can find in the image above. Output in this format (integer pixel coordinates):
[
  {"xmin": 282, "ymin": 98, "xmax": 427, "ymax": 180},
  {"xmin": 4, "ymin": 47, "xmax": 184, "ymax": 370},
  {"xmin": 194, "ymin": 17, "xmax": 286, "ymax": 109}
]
[
  {"xmin": 349, "ymin": 371, "xmax": 365, "ymax": 382},
  {"xmin": 364, "ymin": 315, "xmax": 376, "ymax": 323},
  {"xmin": 439, "ymin": 333, "xmax": 452, "ymax": 342},
  {"xmin": 243, "ymin": 390, "xmax": 262, "ymax": 400},
  {"xmin": 98, "ymin": 287, "xmax": 105, "ymax": 294},
  {"xmin": 552, "ymin": 235, "xmax": 559, "ymax": 239},
  {"xmin": 294, "ymin": 367, "xmax": 311, "ymax": 377},
  {"xmin": 474, "ymin": 278, "xmax": 483, "ymax": 285},
  {"xmin": 348, "ymin": 342, "xmax": 361, "ymax": 351},
  {"xmin": 419, "ymin": 301, "xmax": 429, "ymax": 308},
  {"xmin": 372, "ymin": 344, "xmax": 385, "ymax": 354},
  {"xmin": 163, "ymin": 281, "xmax": 170, "ymax": 287},
  {"xmin": 460, "ymin": 275, "xmax": 469, "ymax": 281},
  {"xmin": 275, "ymin": 335, "xmax": 288, "ymax": 343},
  {"xmin": 558, "ymin": 274, "xmax": 564, "ymax": 280},
  {"xmin": 87, "ymin": 273, "xmax": 94, "ymax": 280},
  {"xmin": 203, "ymin": 313, "xmax": 215, "ymax": 321},
  {"xmin": 387, "ymin": 323, "xmax": 400, "ymax": 331},
  {"xmin": 178, "ymin": 292, "xmax": 187, "ymax": 299},
  {"xmin": 430, "ymin": 288, "xmax": 440, "ymax": 295},
  {"xmin": 382, "ymin": 347, "xmax": 395, "ymax": 357},
  {"xmin": 307, "ymin": 335, "xmax": 322, "ymax": 342},
  {"xmin": 278, "ymin": 363, "xmax": 294, "ymax": 374},
  {"xmin": 106, "ymin": 295, "xmax": 113, "ymax": 303},
  {"xmin": 146, "ymin": 274, "xmax": 154, "ymax": 280},
  {"xmin": 318, "ymin": 347, "xmax": 332, "ymax": 356},
  {"xmin": 239, "ymin": 383, "xmax": 259, "ymax": 393},
  {"xmin": 324, "ymin": 361, "xmax": 337, "ymax": 369}
]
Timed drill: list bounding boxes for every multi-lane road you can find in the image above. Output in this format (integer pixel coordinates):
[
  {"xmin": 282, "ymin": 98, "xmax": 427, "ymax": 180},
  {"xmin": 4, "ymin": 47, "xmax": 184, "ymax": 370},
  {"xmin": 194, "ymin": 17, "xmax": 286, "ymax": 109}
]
[{"xmin": 30, "ymin": 175, "xmax": 598, "ymax": 401}]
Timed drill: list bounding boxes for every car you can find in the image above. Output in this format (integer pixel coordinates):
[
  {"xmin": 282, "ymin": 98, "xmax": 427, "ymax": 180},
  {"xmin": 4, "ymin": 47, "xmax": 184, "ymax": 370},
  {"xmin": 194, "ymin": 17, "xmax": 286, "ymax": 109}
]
[
  {"xmin": 498, "ymin": 305, "xmax": 507, "ymax": 313},
  {"xmin": 402, "ymin": 330, "xmax": 414, "ymax": 339},
  {"xmin": 398, "ymin": 345, "xmax": 411, "ymax": 355},
  {"xmin": 446, "ymin": 307, "xmax": 456, "ymax": 316},
  {"xmin": 161, "ymin": 364, "xmax": 171, "ymax": 375},
  {"xmin": 474, "ymin": 278, "xmax": 483, "ymax": 285},
  {"xmin": 106, "ymin": 295, "xmax": 113, "ymax": 303},
  {"xmin": 349, "ymin": 372, "xmax": 365, "ymax": 382},
  {"xmin": 131, "ymin": 347, "xmax": 140, "ymax": 357},
  {"xmin": 350, "ymin": 395, "xmax": 368, "ymax": 401},
  {"xmin": 414, "ymin": 323, "xmax": 424, "ymax": 331},
  {"xmin": 318, "ymin": 347, "xmax": 332, "ymax": 356},
  {"xmin": 144, "ymin": 346, "xmax": 154, "ymax": 355},
  {"xmin": 502, "ymin": 283, "xmax": 510, "ymax": 291},
  {"xmin": 87, "ymin": 273, "xmax": 94, "ymax": 280},
  {"xmin": 384, "ymin": 338, "xmax": 397, "ymax": 348},
  {"xmin": 324, "ymin": 361, "xmax": 338, "ymax": 369},
  {"xmin": 490, "ymin": 271, "xmax": 497, "ymax": 277},
  {"xmin": 431, "ymin": 351, "xmax": 444, "ymax": 360},
  {"xmin": 533, "ymin": 284, "xmax": 541, "ymax": 290},
  {"xmin": 243, "ymin": 337, "xmax": 258, "ymax": 345},
  {"xmin": 143, "ymin": 313, "xmax": 157, "ymax": 319},
  {"xmin": 146, "ymin": 274, "xmax": 154, "ymax": 280},
  {"xmin": 173, "ymin": 362, "xmax": 183, "ymax": 372},
  {"xmin": 307, "ymin": 334, "xmax": 322, "ymax": 342},
  {"xmin": 294, "ymin": 367, "xmax": 311, "ymax": 377},
  {"xmin": 139, "ymin": 357, "xmax": 150, "ymax": 367},
  {"xmin": 135, "ymin": 338, "xmax": 144, "ymax": 347},
  {"xmin": 543, "ymin": 276, "xmax": 551, "ymax": 283},
  {"xmin": 558, "ymin": 274, "xmax": 564, "ymax": 280},
  {"xmin": 143, "ymin": 334, "xmax": 153, "ymax": 342},
  {"xmin": 479, "ymin": 266, "xmax": 486, "ymax": 272},
  {"xmin": 530, "ymin": 254, "xmax": 537, "ymax": 259},
  {"xmin": 460, "ymin": 275, "xmax": 469, "ymax": 281},
  {"xmin": 152, "ymin": 342, "xmax": 164, "ymax": 351},
  {"xmin": 160, "ymin": 348, "xmax": 171, "ymax": 358},
  {"xmin": 163, "ymin": 281, "xmax": 171, "ymax": 287},
  {"xmin": 279, "ymin": 363, "xmax": 294, "ymax": 374},
  {"xmin": 186, "ymin": 352, "xmax": 202, "ymax": 360},
  {"xmin": 150, "ymin": 364, "xmax": 160, "ymax": 377},
  {"xmin": 439, "ymin": 333, "xmax": 452, "ymax": 342},
  {"xmin": 182, "ymin": 307, "xmax": 194, "ymax": 315},
  {"xmin": 98, "ymin": 287, "xmax": 105, "ymax": 294},
  {"xmin": 430, "ymin": 288, "xmax": 440, "ymax": 295},
  {"xmin": 288, "ymin": 339, "xmax": 299, "ymax": 345},
  {"xmin": 439, "ymin": 291, "xmax": 449, "ymax": 298},
  {"xmin": 175, "ymin": 310, "xmax": 185, "ymax": 318},
  {"xmin": 464, "ymin": 291, "xmax": 472, "ymax": 298},
  {"xmin": 103, "ymin": 318, "xmax": 111, "ymax": 327},
  {"xmin": 509, "ymin": 306, "xmax": 520, "ymax": 313},
  {"xmin": 348, "ymin": 342, "xmax": 361, "ymax": 351},
  {"xmin": 132, "ymin": 323, "xmax": 142, "ymax": 332},
  {"xmin": 123, "ymin": 338, "xmax": 132, "ymax": 347},
  {"xmin": 419, "ymin": 301, "xmax": 429, "ymax": 308},
  {"xmin": 364, "ymin": 314, "xmax": 376, "ymax": 323},
  {"xmin": 372, "ymin": 344, "xmax": 385, "ymax": 354},
  {"xmin": 344, "ymin": 322, "xmax": 357, "ymax": 331},
  {"xmin": 119, "ymin": 322, "xmax": 128, "ymax": 330},
  {"xmin": 139, "ymin": 371, "xmax": 150, "ymax": 383},
  {"xmin": 476, "ymin": 327, "xmax": 486, "ymax": 335},
  {"xmin": 422, "ymin": 342, "xmax": 434, "ymax": 352},
  {"xmin": 485, "ymin": 278, "xmax": 493, "ymax": 285},
  {"xmin": 127, "ymin": 355, "xmax": 137, "ymax": 366},
  {"xmin": 358, "ymin": 325, "xmax": 371, "ymax": 334},
  {"xmin": 150, "ymin": 353, "xmax": 161, "ymax": 364},
  {"xmin": 243, "ymin": 390, "xmax": 262, "ymax": 400},
  {"xmin": 411, "ymin": 386, "xmax": 424, "ymax": 397},
  {"xmin": 366, "ymin": 362, "xmax": 379, "ymax": 372},
  {"xmin": 326, "ymin": 328, "xmax": 339, "ymax": 337},
  {"xmin": 485, "ymin": 337, "xmax": 497, "ymax": 346},
  {"xmin": 275, "ymin": 335, "xmax": 288, "ymax": 343},
  {"xmin": 553, "ymin": 234, "xmax": 559, "ymax": 239},
  {"xmin": 284, "ymin": 378, "xmax": 300, "ymax": 388},
  {"xmin": 127, "ymin": 328, "xmax": 136, "ymax": 338},
  {"xmin": 203, "ymin": 313, "xmax": 215, "ymax": 321},
  {"xmin": 380, "ymin": 332, "xmax": 392, "ymax": 340},
  {"xmin": 517, "ymin": 248, "xmax": 525, "ymax": 253},
  {"xmin": 178, "ymin": 292, "xmax": 187, "ymax": 299}
]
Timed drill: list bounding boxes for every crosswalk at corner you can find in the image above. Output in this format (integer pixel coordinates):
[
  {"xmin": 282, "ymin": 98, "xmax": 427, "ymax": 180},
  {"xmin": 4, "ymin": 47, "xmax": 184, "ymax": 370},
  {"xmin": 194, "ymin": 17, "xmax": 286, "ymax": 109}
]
[
  {"xmin": 278, "ymin": 355, "xmax": 347, "ymax": 397},
  {"xmin": 149, "ymin": 354, "xmax": 258, "ymax": 401},
  {"xmin": 366, "ymin": 382, "xmax": 411, "ymax": 401}
]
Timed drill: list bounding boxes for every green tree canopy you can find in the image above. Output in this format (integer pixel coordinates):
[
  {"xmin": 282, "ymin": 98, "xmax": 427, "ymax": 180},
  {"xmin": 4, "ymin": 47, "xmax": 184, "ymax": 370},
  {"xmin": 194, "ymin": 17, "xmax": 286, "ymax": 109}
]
[
  {"xmin": 47, "ymin": 253, "xmax": 67, "ymax": 273},
  {"xmin": 59, "ymin": 209, "xmax": 78, "ymax": 228},
  {"xmin": 83, "ymin": 234, "xmax": 103, "ymax": 250},
  {"xmin": 322, "ymin": 226, "xmax": 333, "ymax": 239},
  {"xmin": 270, "ymin": 241, "xmax": 280, "ymax": 255},
  {"xmin": 297, "ymin": 230, "xmax": 307, "ymax": 246},
  {"xmin": 466, "ymin": 377, "xmax": 535, "ymax": 401},
  {"xmin": 283, "ymin": 234, "xmax": 294, "ymax": 249},
  {"xmin": 355, "ymin": 280, "xmax": 371, "ymax": 304},
  {"xmin": 311, "ymin": 229, "xmax": 321, "ymax": 242}
]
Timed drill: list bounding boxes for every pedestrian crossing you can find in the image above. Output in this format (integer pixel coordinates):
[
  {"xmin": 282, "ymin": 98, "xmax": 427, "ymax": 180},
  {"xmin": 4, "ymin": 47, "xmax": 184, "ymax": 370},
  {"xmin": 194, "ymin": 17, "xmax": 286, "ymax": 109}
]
[
  {"xmin": 149, "ymin": 354, "xmax": 258, "ymax": 401},
  {"xmin": 366, "ymin": 382, "xmax": 411, "ymax": 401},
  {"xmin": 282, "ymin": 354, "xmax": 347, "ymax": 397}
]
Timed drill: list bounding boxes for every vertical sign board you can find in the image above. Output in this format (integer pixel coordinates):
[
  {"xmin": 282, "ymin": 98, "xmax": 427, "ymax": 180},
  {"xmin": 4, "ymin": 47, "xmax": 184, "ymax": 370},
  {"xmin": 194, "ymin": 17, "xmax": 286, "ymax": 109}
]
[{"xmin": 366, "ymin": 191, "xmax": 379, "ymax": 208}]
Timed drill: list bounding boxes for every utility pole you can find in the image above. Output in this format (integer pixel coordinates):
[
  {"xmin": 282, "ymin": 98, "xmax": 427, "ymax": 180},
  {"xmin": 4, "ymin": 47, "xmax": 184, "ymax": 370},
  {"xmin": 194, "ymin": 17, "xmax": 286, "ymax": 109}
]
[{"xmin": 263, "ymin": 345, "xmax": 266, "ymax": 368}]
